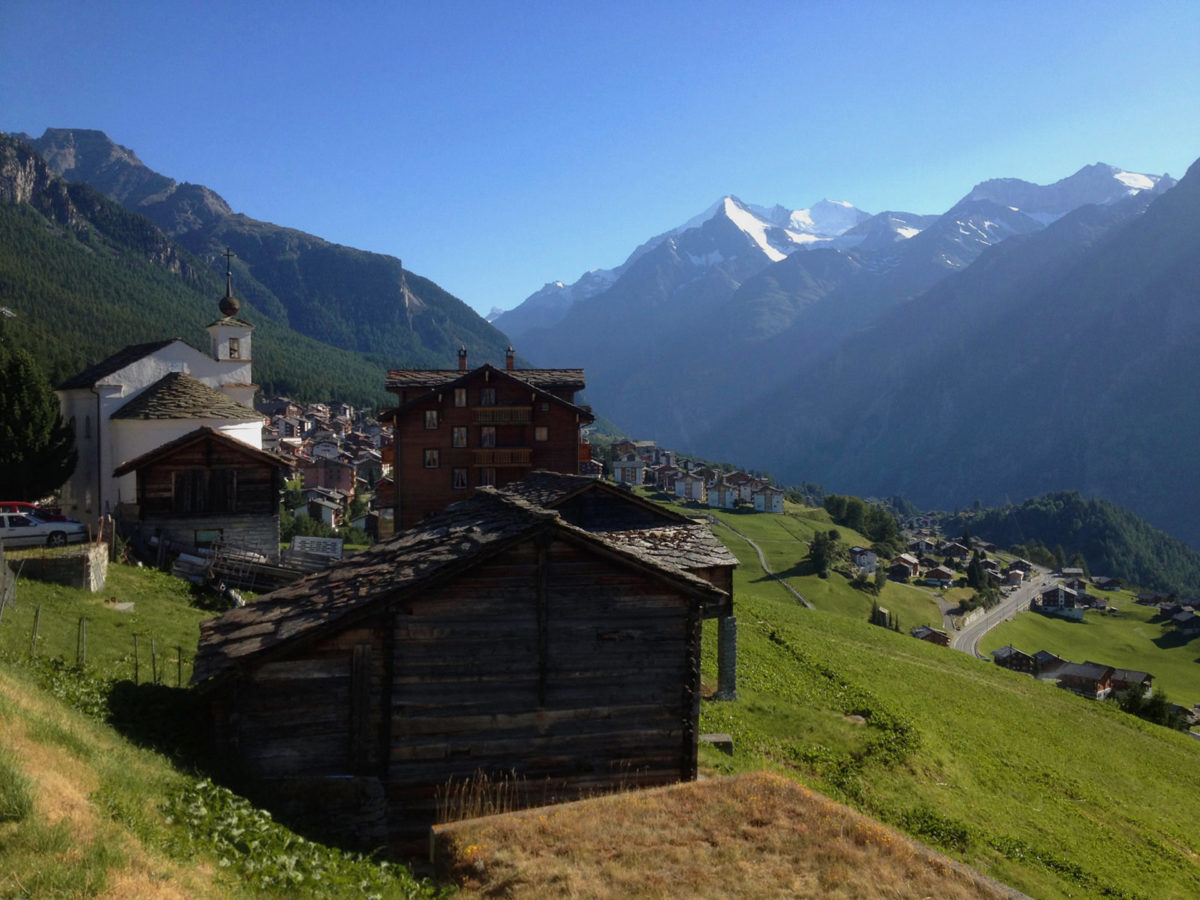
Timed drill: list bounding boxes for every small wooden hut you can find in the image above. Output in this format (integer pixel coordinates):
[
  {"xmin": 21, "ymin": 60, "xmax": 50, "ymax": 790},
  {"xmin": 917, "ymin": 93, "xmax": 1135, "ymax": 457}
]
[{"xmin": 191, "ymin": 487, "xmax": 727, "ymax": 851}]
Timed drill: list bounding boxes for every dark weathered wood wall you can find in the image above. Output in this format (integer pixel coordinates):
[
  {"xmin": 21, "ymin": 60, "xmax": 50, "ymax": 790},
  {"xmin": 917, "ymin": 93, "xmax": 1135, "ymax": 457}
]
[
  {"xmin": 135, "ymin": 438, "xmax": 280, "ymax": 517},
  {"xmin": 214, "ymin": 530, "xmax": 702, "ymax": 851}
]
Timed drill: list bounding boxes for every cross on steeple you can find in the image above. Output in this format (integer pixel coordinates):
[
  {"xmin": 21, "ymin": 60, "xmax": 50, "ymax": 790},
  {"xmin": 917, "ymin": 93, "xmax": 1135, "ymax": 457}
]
[{"xmin": 219, "ymin": 246, "xmax": 240, "ymax": 317}]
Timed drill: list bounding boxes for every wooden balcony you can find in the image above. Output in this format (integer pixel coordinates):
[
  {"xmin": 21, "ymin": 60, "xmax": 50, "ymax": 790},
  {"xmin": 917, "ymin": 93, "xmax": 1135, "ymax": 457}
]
[
  {"xmin": 473, "ymin": 406, "xmax": 531, "ymax": 425},
  {"xmin": 472, "ymin": 448, "xmax": 532, "ymax": 467}
]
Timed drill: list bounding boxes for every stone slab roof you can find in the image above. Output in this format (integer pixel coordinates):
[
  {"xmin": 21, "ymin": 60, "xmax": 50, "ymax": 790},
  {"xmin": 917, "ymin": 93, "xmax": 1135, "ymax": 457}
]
[
  {"xmin": 386, "ymin": 365, "xmax": 586, "ymax": 392},
  {"xmin": 192, "ymin": 488, "xmax": 726, "ymax": 689},
  {"xmin": 500, "ymin": 472, "xmax": 737, "ymax": 571},
  {"xmin": 56, "ymin": 339, "xmax": 178, "ymax": 390},
  {"xmin": 111, "ymin": 372, "xmax": 262, "ymax": 420},
  {"xmin": 600, "ymin": 525, "xmax": 738, "ymax": 572}
]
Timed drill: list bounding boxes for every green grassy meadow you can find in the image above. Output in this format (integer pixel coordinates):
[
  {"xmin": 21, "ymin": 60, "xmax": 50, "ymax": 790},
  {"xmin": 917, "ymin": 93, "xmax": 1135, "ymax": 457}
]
[
  {"xmin": 3, "ymin": 499, "xmax": 1199, "ymax": 898},
  {"xmin": 680, "ymin": 497, "xmax": 1200, "ymax": 900},
  {"xmin": 0, "ymin": 557, "xmax": 211, "ymax": 684}
]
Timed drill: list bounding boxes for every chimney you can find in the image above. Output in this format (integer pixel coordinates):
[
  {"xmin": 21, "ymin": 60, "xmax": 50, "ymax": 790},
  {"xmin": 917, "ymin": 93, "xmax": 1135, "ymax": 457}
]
[
  {"xmin": 505, "ymin": 346, "xmax": 515, "ymax": 371},
  {"xmin": 458, "ymin": 345, "xmax": 468, "ymax": 371}
]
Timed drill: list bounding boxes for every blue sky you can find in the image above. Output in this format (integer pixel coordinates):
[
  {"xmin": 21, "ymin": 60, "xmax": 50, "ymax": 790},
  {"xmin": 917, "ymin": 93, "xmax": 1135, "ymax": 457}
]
[{"xmin": 4, "ymin": 1, "xmax": 1198, "ymax": 317}]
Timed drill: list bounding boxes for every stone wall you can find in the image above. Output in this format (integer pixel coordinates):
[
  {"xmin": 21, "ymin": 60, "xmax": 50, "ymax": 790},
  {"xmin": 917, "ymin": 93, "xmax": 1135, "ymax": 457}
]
[
  {"xmin": 138, "ymin": 514, "xmax": 281, "ymax": 560},
  {"xmin": 9, "ymin": 543, "xmax": 109, "ymax": 592}
]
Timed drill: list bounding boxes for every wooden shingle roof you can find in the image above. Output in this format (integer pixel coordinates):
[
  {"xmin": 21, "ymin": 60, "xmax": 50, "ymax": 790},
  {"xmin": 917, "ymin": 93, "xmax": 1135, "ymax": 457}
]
[
  {"xmin": 111, "ymin": 372, "xmax": 261, "ymax": 421},
  {"xmin": 192, "ymin": 488, "xmax": 726, "ymax": 689}
]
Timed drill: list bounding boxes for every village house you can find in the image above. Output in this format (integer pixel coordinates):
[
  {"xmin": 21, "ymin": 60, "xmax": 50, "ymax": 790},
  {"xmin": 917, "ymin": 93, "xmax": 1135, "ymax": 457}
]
[
  {"xmin": 1035, "ymin": 582, "xmax": 1084, "ymax": 620},
  {"xmin": 890, "ymin": 553, "xmax": 920, "ymax": 580},
  {"xmin": 298, "ymin": 456, "xmax": 356, "ymax": 499},
  {"xmin": 752, "ymin": 485, "xmax": 785, "ymax": 513},
  {"xmin": 1033, "ymin": 650, "xmax": 1067, "ymax": 678},
  {"xmin": 191, "ymin": 487, "xmax": 728, "ymax": 851},
  {"xmin": 910, "ymin": 624, "xmax": 950, "ymax": 646},
  {"xmin": 1111, "ymin": 668, "xmax": 1153, "ymax": 697},
  {"xmin": 849, "ymin": 546, "xmax": 878, "ymax": 574},
  {"xmin": 924, "ymin": 565, "xmax": 956, "ymax": 588},
  {"xmin": 383, "ymin": 347, "xmax": 594, "ymax": 528},
  {"xmin": 709, "ymin": 473, "xmax": 738, "ymax": 510},
  {"xmin": 611, "ymin": 452, "xmax": 645, "ymax": 487},
  {"xmin": 908, "ymin": 537, "xmax": 937, "ymax": 555},
  {"xmin": 991, "ymin": 644, "xmax": 1036, "ymax": 675},
  {"xmin": 1056, "ymin": 661, "xmax": 1114, "ymax": 699},
  {"xmin": 675, "ymin": 472, "xmax": 707, "ymax": 504}
]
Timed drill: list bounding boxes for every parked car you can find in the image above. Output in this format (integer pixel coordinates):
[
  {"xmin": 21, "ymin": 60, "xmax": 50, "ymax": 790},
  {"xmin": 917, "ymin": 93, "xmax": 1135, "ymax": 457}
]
[
  {"xmin": 0, "ymin": 501, "xmax": 78, "ymax": 523},
  {"xmin": 0, "ymin": 512, "xmax": 89, "ymax": 548}
]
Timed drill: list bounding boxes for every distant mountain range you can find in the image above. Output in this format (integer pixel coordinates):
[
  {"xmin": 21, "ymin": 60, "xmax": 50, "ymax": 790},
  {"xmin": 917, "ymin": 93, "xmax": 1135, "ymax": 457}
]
[
  {"xmin": 11, "ymin": 128, "xmax": 513, "ymax": 378},
  {"xmin": 494, "ymin": 160, "xmax": 1200, "ymax": 546},
  {"xmin": 7, "ymin": 126, "xmax": 1199, "ymax": 550}
]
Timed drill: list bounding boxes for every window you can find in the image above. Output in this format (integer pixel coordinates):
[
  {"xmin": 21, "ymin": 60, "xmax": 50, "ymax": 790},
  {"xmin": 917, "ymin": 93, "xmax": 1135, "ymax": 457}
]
[
  {"xmin": 228, "ymin": 337, "xmax": 240, "ymax": 359},
  {"xmin": 423, "ymin": 449, "xmax": 440, "ymax": 468},
  {"xmin": 424, "ymin": 410, "xmax": 438, "ymax": 429},
  {"xmin": 534, "ymin": 426, "xmax": 548, "ymax": 442},
  {"xmin": 480, "ymin": 388, "xmax": 496, "ymax": 407},
  {"xmin": 452, "ymin": 468, "xmax": 468, "ymax": 489},
  {"xmin": 479, "ymin": 467, "xmax": 496, "ymax": 487},
  {"xmin": 452, "ymin": 426, "xmax": 467, "ymax": 448},
  {"xmin": 480, "ymin": 426, "xmax": 496, "ymax": 448},
  {"xmin": 454, "ymin": 388, "xmax": 467, "ymax": 408}
]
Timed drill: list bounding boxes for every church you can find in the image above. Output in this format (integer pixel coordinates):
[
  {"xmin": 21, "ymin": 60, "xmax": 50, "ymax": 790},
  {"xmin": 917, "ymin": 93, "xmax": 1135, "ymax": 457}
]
[{"xmin": 55, "ymin": 257, "xmax": 266, "ymax": 539}]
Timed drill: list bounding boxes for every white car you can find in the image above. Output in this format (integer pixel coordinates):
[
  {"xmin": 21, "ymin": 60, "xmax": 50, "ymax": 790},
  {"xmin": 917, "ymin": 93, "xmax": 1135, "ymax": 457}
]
[{"xmin": 0, "ymin": 512, "xmax": 90, "ymax": 548}]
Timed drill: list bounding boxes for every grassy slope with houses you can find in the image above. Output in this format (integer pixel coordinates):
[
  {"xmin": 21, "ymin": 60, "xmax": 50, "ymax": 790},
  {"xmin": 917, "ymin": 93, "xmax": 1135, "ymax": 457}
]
[
  {"xmin": 981, "ymin": 590, "xmax": 1200, "ymax": 702},
  {"xmin": 683, "ymin": 495, "xmax": 1200, "ymax": 900},
  {"xmin": 2, "ymin": 500, "xmax": 1199, "ymax": 898}
]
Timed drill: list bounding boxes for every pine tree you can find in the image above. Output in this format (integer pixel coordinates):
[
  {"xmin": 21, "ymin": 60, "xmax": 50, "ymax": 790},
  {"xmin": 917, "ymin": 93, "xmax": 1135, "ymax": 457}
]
[{"xmin": 0, "ymin": 341, "xmax": 77, "ymax": 501}]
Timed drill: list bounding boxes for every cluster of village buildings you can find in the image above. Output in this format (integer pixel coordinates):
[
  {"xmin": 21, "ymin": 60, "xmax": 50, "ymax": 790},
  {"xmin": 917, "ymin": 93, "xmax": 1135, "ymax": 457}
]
[
  {"xmin": 851, "ymin": 534, "xmax": 1033, "ymax": 590},
  {"xmin": 256, "ymin": 397, "xmax": 388, "ymax": 530},
  {"xmin": 610, "ymin": 440, "xmax": 786, "ymax": 513}
]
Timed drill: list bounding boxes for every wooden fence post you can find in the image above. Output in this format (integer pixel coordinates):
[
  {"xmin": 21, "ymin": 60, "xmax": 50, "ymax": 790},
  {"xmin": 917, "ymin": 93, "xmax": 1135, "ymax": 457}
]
[
  {"xmin": 76, "ymin": 617, "xmax": 88, "ymax": 667},
  {"xmin": 29, "ymin": 605, "xmax": 41, "ymax": 658}
]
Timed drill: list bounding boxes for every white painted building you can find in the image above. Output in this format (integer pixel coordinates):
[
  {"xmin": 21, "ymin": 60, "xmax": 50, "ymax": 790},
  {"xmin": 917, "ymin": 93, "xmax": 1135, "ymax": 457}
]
[{"xmin": 56, "ymin": 282, "xmax": 260, "ymax": 527}]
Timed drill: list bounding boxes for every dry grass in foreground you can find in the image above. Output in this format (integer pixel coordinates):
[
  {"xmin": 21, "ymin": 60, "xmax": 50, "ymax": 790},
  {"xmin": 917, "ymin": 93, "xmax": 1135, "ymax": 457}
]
[{"xmin": 432, "ymin": 771, "xmax": 1025, "ymax": 899}]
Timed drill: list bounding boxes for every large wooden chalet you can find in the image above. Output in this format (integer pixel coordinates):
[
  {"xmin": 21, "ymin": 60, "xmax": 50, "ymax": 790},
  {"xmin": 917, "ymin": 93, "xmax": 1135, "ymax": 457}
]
[
  {"xmin": 191, "ymin": 487, "xmax": 727, "ymax": 851},
  {"xmin": 383, "ymin": 348, "xmax": 594, "ymax": 528}
]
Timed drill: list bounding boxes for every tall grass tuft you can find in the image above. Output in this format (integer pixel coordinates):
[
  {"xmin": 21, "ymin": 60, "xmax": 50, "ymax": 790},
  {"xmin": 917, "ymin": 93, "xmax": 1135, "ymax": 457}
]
[{"xmin": 0, "ymin": 754, "xmax": 33, "ymax": 823}]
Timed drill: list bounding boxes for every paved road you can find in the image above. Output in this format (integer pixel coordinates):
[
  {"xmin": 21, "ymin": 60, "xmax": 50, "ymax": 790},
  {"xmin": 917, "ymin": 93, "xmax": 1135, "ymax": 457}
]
[
  {"xmin": 949, "ymin": 568, "xmax": 1048, "ymax": 658},
  {"xmin": 713, "ymin": 517, "xmax": 814, "ymax": 609}
]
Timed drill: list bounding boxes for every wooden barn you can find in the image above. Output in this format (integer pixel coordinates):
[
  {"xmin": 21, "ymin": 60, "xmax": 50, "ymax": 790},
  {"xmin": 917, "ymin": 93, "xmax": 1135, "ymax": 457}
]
[
  {"xmin": 112, "ymin": 426, "xmax": 290, "ymax": 559},
  {"xmin": 191, "ymin": 487, "xmax": 728, "ymax": 851}
]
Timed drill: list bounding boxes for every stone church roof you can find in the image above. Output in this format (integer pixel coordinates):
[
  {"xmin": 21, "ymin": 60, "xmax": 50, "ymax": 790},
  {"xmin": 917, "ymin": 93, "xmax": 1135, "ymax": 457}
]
[{"xmin": 111, "ymin": 371, "xmax": 261, "ymax": 420}]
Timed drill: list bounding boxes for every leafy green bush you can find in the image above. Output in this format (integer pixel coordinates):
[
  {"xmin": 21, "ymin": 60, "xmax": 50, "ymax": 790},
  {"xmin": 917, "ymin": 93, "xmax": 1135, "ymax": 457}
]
[{"xmin": 162, "ymin": 779, "xmax": 448, "ymax": 899}]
